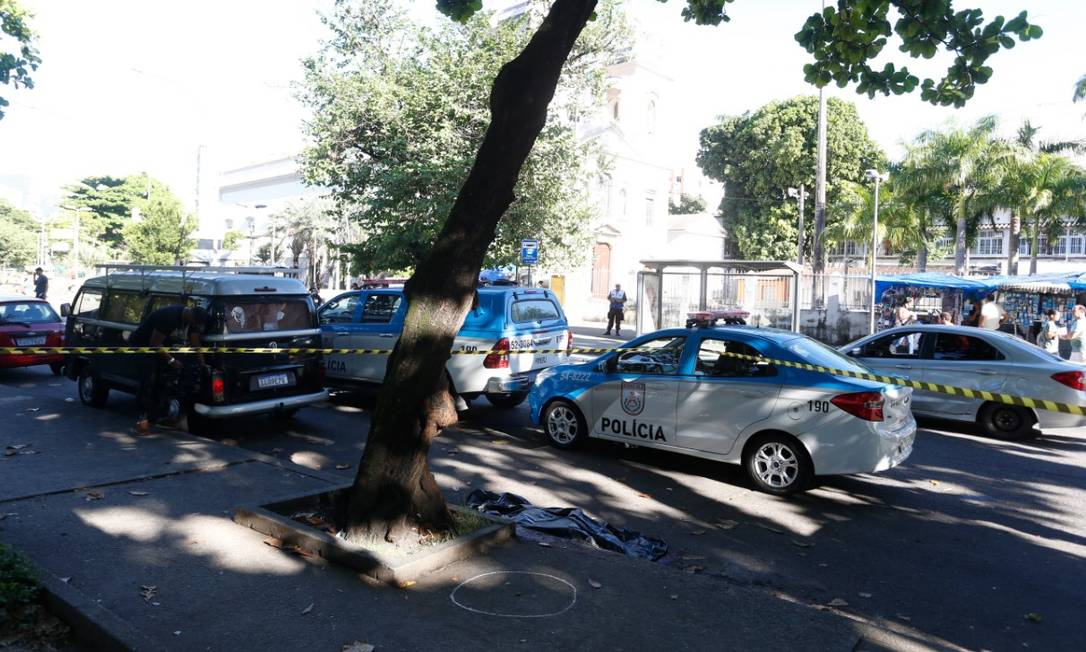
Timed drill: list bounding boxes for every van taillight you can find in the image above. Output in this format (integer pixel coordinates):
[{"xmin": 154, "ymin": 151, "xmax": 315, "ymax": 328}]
[
  {"xmin": 483, "ymin": 338, "xmax": 510, "ymax": 369},
  {"xmin": 1052, "ymin": 371, "xmax": 1086, "ymax": 391},
  {"xmin": 566, "ymin": 330, "xmax": 573, "ymax": 354},
  {"xmin": 831, "ymin": 391, "xmax": 884, "ymax": 421},
  {"xmin": 211, "ymin": 373, "xmax": 225, "ymax": 403}
]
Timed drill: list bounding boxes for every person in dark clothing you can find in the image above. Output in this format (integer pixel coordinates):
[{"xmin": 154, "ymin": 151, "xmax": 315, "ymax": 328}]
[
  {"xmin": 604, "ymin": 283, "xmax": 628, "ymax": 337},
  {"xmin": 130, "ymin": 306, "xmax": 208, "ymax": 433},
  {"xmin": 33, "ymin": 268, "xmax": 48, "ymax": 299}
]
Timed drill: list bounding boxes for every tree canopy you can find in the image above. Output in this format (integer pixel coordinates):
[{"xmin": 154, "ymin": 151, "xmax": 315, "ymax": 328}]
[
  {"xmin": 697, "ymin": 95, "xmax": 884, "ymax": 260},
  {"xmin": 0, "ymin": 0, "xmax": 40, "ymax": 120},
  {"xmin": 0, "ymin": 199, "xmax": 38, "ymax": 267},
  {"xmin": 123, "ymin": 195, "xmax": 198, "ymax": 265},
  {"xmin": 302, "ymin": 0, "xmax": 630, "ymax": 275},
  {"xmin": 59, "ymin": 174, "xmax": 178, "ymax": 255},
  {"xmin": 668, "ymin": 193, "xmax": 707, "ymax": 215}
]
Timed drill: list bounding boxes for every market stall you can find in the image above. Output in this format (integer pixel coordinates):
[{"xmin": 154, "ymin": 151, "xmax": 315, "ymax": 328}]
[
  {"xmin": 986, "ymin": 273, "xmax": 1086, "ymax": 343},
  {"xmin": 873, "ymin": 273, "xmax": 993, "ymax": 330}
]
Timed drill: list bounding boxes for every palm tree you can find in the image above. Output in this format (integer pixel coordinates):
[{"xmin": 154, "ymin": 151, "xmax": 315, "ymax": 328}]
[
  {"xmin": 902, "ymin": 116, "xmax": 1015, "ymax": 274},
  {"xmin": 1075, "ymin": 74, "xmax": 1086, "ymax": 103},
  {"xmin": 997, "ymin": 122, "xmax": 1086, "ymax": 274},
  {"xmin": 1011, "ymin": 154, "xmax": 1086, "ymax": 274},
  {"xmin": 889, "ymin": 154, "xmax": 953, "ymax": 271}
]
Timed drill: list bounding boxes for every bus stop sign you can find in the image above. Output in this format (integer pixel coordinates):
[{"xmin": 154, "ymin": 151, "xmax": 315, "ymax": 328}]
[{"xmin": 520, "ymin": 239, "xmax": 540, "ymax": 266}]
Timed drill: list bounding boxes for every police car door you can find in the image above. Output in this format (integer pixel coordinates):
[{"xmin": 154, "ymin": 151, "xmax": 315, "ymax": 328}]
[
  {"xmin": 590, "ymin": 335, "xmax": 683, "ymax": 447},
  {"xmin": 318, "ymin": 292, "xmax": 363, "ymax": 380},
  {"xmin": 674, "ymin": 337, "xmax": 780, "ymax": 456},
  {"xmin": 352, "ymin": 292, "xmax": 404, "ymax": 382}
]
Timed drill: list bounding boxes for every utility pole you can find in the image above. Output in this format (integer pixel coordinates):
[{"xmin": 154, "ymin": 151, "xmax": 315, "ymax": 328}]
[
  {"xmin": 866, "ymin": 169, "xmax": 888, "ymax": 335},
  {"xmin": 812, "ymin": 0, "xmax": 828, "ymax": 306},
  {"xmin": 789, "ymin": 185, "xmax": 806, "ymax": 265}
]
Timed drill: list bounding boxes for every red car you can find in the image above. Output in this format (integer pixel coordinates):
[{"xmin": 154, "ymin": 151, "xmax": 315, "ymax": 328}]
[{"xmin": 0, "ymin": 295, "xmax": 66, "ymax": 375}]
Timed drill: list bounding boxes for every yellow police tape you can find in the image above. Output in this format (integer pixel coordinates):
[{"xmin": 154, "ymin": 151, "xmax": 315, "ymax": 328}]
[{"xmin": 3, "ymin": 345, "xmax": 1083, "ymax": 417}]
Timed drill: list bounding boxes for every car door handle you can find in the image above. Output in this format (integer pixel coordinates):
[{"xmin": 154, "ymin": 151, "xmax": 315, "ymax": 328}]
[
  {"xmin": 741, "ymin": 392, "xmax": 763, "ymax": 399},
  {"xmin": 894, "ymin": 364, "xmax": 912, "ymax": 370},
  {"xmin": 976, "ymin": 369, "xmax": 998, "ymax": 376},
  {"xmin": 379, "ymin": 333, "xmax": 396, "ymax": 338},
  {"xmin": 334, "ymin": 332, "xmax": 349, "ymax": 337}
]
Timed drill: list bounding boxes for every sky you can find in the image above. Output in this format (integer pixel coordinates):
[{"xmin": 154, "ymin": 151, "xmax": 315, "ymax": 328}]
[{"xmin": 0, "ymin": 0, "xmax": 1083, "ymax": 219}]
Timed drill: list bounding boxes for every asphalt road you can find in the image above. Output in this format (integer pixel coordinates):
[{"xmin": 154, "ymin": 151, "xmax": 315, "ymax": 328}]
[{"xmin": 3, "ymin": 359, "xmax": 1085, "ymax": 651}]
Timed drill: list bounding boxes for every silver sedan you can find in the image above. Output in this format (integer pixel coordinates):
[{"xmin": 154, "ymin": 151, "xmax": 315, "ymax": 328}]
[{"xmin": 840, "ymin": 325, "xmax": 1086, "ymax": 439}]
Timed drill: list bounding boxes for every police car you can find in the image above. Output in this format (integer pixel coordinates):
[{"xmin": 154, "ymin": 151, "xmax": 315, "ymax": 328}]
[
  {"xmin": 320, "ymin": 286, "xmax": 571, "ymax": 407},
  {"xmin": 528, "ymin": 326, "xmax": 915, "ymax": 495}
]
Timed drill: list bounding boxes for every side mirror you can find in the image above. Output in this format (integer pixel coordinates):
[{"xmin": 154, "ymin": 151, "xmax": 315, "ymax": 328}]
[
  {"xmin": 600, "ymin": 356, "xmax": 618, "ymax": 374},
  {"xmin": 60, "ymin": 303, "xmax": 71, "ymax": 317}
]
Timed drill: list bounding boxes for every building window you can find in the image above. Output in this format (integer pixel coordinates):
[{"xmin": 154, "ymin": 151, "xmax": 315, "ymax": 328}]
[
  {"xmin": 591, "ymin": 243, "xmax": 611, "ymax": 299},
  {"xmin": 1018, "ymin": 238, "xmax": 1031, "ymax": 256},
  {"xmin": 647, "ymin": 100, "xmax": 656, "ymax": 135},
  {"xmin": 969, "ymin": 232, "xmax": 1003, "ymax": 256},
  {"xmin": 1072, "ymin": 235, "xmax": 1084, "ymax": 255}
]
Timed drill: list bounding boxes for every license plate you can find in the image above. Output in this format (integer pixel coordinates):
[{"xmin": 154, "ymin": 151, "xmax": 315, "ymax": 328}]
[
  {"xmin": 16, "ymin": 336, "xmax": 46, "ymax": 346},
  {"xmin": 256, "ymin": 372, "xmax": 291, "ymax": 389},
  {"xmin": 532, "ymin": 353, "xmax": 554, "ymax": 367}
]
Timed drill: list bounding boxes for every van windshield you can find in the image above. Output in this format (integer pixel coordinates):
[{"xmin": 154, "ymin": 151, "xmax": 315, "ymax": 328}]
[{"xmin": 217, "ymin": 297, "xmax": 314, "ymax": 334}]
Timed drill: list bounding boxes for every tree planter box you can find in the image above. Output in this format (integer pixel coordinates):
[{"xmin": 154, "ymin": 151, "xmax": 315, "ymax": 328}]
[{"xmin": 233, "ymin": 484, "xmax": 514, "ymax": 584}]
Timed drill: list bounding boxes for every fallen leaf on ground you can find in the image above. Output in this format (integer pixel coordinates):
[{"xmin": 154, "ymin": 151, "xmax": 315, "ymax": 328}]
[
  {"xmin": 715, "ymin": 520, "xmax": 738, "ymax": 530},
  {"xmin": 64, "ymin": 398, "xmax": 75, "ymax": 402},
  {"xmin": 859, "ymin": 592, "xmax": 872, "ymax": 598},
  {"xmin": 2, "ymin": 450, "xmax": 14, "ymax": 457},
  {"xmin": 7, "ymin": 444, "xmax": 28, "ymax": 450},
  {"xmin": 684, "ymin": 565, "xmax": 704, "ymax": 574},
  {"xmin": 490, "ymin": 439, "xmax": 508, "ymax": 445},
  {"xmin": 669, "ymin": 594, "xmax": 678, "ymax": 600},
  {"xmin": 537, "ymin": 541, "xmax": 551, "ymax": 547},
  {"xmin": 1024, "ymin": 612, "xmax": 1043, "ymax": 623},
  {"xmin": 173, "ymin": 630, "xmax": 181, "ymax": 636},
  {"xmin": 636, "ymin": 493, "xmax": 650, "ymax": 499},
  {"xmin": 398, "ymin": 580, "xmax": 416, "ymax": 589},
  {"xmin": 689, "ymin": 529, "xmax": 707, "ymax": 536},
  {"xmin": 59, "ymin": 577, "xmax": 71, "ymax": 583},
  {"xmin": 335, "ymin": 463, "xmax": 352, "ymax": 470},
  {"xmin": 290, "ymin": 546, "xmax": 316, "ymax": 558},
  {"xmin": 896, "ymin": 614, "xmax": 911, "ymax": 621},
  {"xmin": 588, "ymin": 579, "xmax": 602, "ymax": 589},
  {"xmin": 827, "ymin": 598, "xmax": 848, "ymax": 607},
  {"xmin": 139, "ymin": 585, "xmax": 157, "ymax": 602},
  {"xmin": 263, "ymin": 538, "xmax": 284, "ymax": 549},
  {"xmin": 25, "ymin": 408, "xmax": 40, "ymax": 413},
  {"xmin": 84, "ymin": 491, "xmax": 103, "ymax": 501},
  {"xmin": 301, "ymin": 603, "xmax": 313, "ymax": 615},
  {"xmin": 0, "ymin": 513, "xmax": 15, "ymax": 520},
  {"xmin": 756, "ymin": 523, "xmax": 785, "ymax": 534},
  {"xmin": 128, "ymin": 491, "xmax": 149, "ymax": 497},
  {"xmin": 341, "ymin": 643, "xmax": 375, "ymax": 652},
  {"xmin": 18, "ymin": 450, "xmax": 37, "ymax": 455},
  {"xmin": 790, "ymin": 539, "xmax": 813, "ymax": 548}
]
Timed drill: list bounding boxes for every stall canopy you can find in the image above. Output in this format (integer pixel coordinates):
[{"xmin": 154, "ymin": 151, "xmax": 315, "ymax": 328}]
[
  {"xmin": 875, "ymin": 273, "xmax": 994, "ymax": 300},
  {"xmin": 1069, "ymin": 272, "xmax": 1086, "ymax": 292},
  {"xmin": 985, "ymin": 272, "xmax": 1079, "ymax": 295}
]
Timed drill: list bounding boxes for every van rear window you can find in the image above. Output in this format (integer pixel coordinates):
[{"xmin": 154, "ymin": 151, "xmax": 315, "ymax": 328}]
[
  {"xmin": 219, "ymin": 298, "xmax": 314, "ymax": 333},
  {"xmin": 511, "ymin": 299, "xmax": 560, "ymax": 323}
]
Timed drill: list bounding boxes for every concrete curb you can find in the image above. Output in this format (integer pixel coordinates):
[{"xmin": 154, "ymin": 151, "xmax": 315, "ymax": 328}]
[
  {"xmin": 233, "ymin": 484, "xmax": 514, "ymax": 584},
  {"xmin": 37, "ymin": 569, "xmax": 166, "ymax": 652}
]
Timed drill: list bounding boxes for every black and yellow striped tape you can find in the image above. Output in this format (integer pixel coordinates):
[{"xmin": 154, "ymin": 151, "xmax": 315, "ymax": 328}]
[{"xmin": 3, "ymin": 345, "xmax": 1083, "ymax": 416}]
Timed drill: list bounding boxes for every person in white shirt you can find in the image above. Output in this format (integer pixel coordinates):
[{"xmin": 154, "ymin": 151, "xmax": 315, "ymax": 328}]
[
  {"xmin": 1037, "ymin": 309, "xmax": 1061, "ymax": 354},
  {"xmin": 1060, "ymin": 304, "xmax": 1086, "ymax": 363},
  {"xmin": 978, "ymin": 294, "xmax": 1007, "ymax": 330}
]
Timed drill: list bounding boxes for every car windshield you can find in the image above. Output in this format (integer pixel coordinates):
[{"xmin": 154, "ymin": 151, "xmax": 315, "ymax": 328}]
[
  {"xmin": 0, "ymin": 301, "xmax": 60, "ymax": 324},
  {"xmin": 786, "ymin": 337, "xmax": 870, "ymax": 373}
]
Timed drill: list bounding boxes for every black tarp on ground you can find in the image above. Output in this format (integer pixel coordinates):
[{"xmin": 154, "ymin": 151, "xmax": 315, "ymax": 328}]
[{"xmin": 466, "ymin": 489, "xmax": 667, "ymax": 561}]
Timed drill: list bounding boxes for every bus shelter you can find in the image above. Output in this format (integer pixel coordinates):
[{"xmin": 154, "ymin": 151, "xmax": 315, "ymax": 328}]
[{"xmin": 636, "ymin": 260, "xmax": 802, "ymax": 335}]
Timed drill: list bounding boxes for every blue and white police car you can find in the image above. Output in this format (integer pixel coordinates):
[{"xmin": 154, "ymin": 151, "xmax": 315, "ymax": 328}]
[
  {"xmin": 319, "ymin": 286, "xmax": 571, "ymax": 408},
  {"xmin": 528, "ymin": 326, "xmax": 916, "ymax": 495}
]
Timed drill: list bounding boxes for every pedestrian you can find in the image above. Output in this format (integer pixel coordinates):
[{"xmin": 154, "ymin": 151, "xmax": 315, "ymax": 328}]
[
  {"xmin": 128, "ymin": 305, "xmax": 208, "ymax": 433},
  {"xmin": 604, "ymin": 283, "xmax": 628, "ymax": 337},
  {"xmin": 32, "ymin": 267, "xmax": 48, "ymax": 300},
  {"xmin": 939, "ymin": 311, "xmax": 955, "ymax": 326},
  {"xmin": 894, "ymin": 297, "xmax": 916, "ymax": 327},
  {"xmin": 1036, "ymin": 309, "xmax": 1060, "ymax": 355},
  {"xmin": 1060, "ymin": 304, "xmax": 1086, "ymax": 363},
  {"xmin": 537, "ymin": 280, "xmax": 546, "ymax": 289},
  {"xmin": 978, "ymin": 294, "xmax": 1007, "ymax": 330},
  {"xmin": 310, "ymin": 286, "xmax": 323, "ymax": 307}
]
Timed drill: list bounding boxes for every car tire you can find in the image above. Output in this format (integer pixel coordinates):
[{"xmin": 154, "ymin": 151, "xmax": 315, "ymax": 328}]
[
  {"xmin": 542, "ymin": 399, "xmax": 586, "ymax": 450},
  {"xmin": 978, "ymin": 402, "xmax": 1037, "ymax": 440},
  {"xmin": 743, "ymin": 433, "xmax": 813, "ymax": 496},
  {"xmin": 77, "ymin": 367, "xmax": 109, "ymax": 408},
  {"xmin": 485, "ymin": 391, "xmax": 528, "ymax": 409},
  {"xmin": 49, "ymin": 362, "xmax": 64, "ymax": 376}
]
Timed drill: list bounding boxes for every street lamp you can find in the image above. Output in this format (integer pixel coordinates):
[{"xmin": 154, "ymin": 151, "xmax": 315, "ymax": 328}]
[
  {"xmin": 787, "ymin": 185, "xmax": 806, "ymax": 265},
  {"xmin": 57, "ymin": 204, "xmax": 92, "ymax": 280},
  {"xmin": 865, "ymin": 169, "xmax": 889, "ymax": 335}
]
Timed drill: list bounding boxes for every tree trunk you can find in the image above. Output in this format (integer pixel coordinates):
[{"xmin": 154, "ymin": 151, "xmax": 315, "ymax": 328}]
[
  {"xmin": 1029, "ymin": 218, "xmax": 1039, "ymax": 275},
  {"xmin": 341, "ymin": 0, "xmax": 599, "ymax": 543},
  {"xmin": 917, "ymin": 244, "xmax": 928, "ymax": 272},
  {"xmin": 954, "ymin": 211, "xmax": 967, "ymax": 275},
  {"xmin": 1006, "ymin": 212, "xmax": 1020, "ymax": 275}
]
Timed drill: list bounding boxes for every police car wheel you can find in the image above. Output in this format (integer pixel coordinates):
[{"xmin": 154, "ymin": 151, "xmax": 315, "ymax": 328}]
[
  {"xmin": 543, "ymin": 400, "xmax": 586, "ymax": 450},
  {"xmin": 49, "ymin": 362, "xmax": 65, "ymax": 376},
  {"xmin": 77, "ymin": 367, "xmax": 109, "ymax": 408},
  {"xmin": 744, "ymin": 434, "xmax": 812, "ymax": 496},
  {"xmin": 486, "ymin": 392, "xmax": 528, "ymax": 409},
  {"xmin": 978, "ymin": 403, "xmax": 1036, "ymax": 440}
]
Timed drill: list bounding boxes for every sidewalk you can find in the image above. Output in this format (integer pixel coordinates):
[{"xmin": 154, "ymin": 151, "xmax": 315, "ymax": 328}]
[{"xmin": 1, "ymin": 420, "xmax": 871, "ymax": 650}]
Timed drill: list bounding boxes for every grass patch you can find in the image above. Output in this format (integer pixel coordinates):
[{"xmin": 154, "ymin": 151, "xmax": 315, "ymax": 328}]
[{"xmin": 0, "ymin": 542, "xmax": 70, "ymax": 648}]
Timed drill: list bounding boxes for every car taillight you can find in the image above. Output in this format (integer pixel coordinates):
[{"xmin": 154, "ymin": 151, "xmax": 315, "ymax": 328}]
[
  {"xmin": 46, "ymin": 332, "xmax": 64, "ymax": 346},
  {"xmin": 211, "ymin": 373, "xmax": 226, "ymax": 403},
  {"xmin": 483, "ymin": 338, "xmax": 510, "ymax": 369},
  {"xmin": 1052, "ymin": 370, "xmax": 1086, "ymax": 391},
  {"xmin": 566, "ymin": 330, "xmax": 573, "ymax": 354},
  {"xmin": 831, "ymin": 391, "xmax": 885, "ymax": 422},
  {"xmin": 0, "ymin": 333, "xmax": 13, "ymax": 347}
]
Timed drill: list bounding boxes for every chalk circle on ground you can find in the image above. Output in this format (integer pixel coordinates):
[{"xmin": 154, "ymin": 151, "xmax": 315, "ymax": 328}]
[{"xmin": 449, "ymin": 570, "xmax": 577, "ymax": 618}]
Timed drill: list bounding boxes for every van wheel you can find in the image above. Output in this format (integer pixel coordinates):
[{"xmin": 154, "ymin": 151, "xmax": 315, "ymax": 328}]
[
  {"xmin": 77, "ymin": 367, "xmax": 109, "ymax": 408},
  {"xmin": 978, "ymin": 403, "xmax": 1036, "ymax": 440},
  {"xmin": 485, "ymin": 392, "xmax": 528, "ymax": 409},
  {"xmin": 543, "ymin": 400, "xmax": 586, "ymax": 450},
  {"xmin": 49, "ymin": 362, "xmax": 64, "ymax": 376},
  {"xmin": 743, "ymin": 433, "xmax": 812, "ymax": 496}
]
